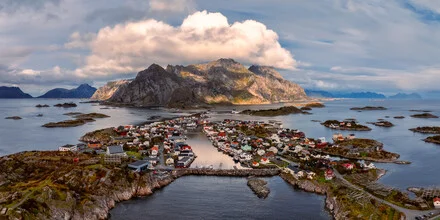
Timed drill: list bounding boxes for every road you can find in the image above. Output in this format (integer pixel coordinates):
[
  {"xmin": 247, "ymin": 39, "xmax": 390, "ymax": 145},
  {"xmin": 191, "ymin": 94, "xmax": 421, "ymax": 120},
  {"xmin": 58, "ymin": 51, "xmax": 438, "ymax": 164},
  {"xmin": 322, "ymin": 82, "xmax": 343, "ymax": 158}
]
[{"xmin": 332, "ymin": 169, "xmax": 440, "ymax": 220}]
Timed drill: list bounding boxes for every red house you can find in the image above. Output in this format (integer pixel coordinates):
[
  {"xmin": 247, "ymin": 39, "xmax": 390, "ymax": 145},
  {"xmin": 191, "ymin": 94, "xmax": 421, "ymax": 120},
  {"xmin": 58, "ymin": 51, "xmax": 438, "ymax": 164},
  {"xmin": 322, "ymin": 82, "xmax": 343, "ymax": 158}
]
[
  {"xmin": 325, "ymin": 169, "xmax": 334, "ymax": 180},
  {"xmin": 181, "ymin": 145, "xmax": 192, "ymax": 151},
  {"xmin": 342, "ymin": 163, "xmax": 355, "ymax": 170}
]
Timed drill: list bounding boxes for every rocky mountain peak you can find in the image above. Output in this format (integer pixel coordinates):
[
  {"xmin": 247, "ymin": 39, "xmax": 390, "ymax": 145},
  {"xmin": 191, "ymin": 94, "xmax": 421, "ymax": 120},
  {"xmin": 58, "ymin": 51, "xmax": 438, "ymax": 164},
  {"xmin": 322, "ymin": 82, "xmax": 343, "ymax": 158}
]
[{"xmin": 248, "ymin": 65, "xmax": 283, "ymax": 80}]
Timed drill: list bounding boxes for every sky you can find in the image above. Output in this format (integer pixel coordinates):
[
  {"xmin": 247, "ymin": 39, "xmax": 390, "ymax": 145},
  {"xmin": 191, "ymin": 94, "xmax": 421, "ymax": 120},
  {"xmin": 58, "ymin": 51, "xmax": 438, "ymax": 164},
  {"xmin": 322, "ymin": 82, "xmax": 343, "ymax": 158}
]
[{"xmin": 1, "ymin": 0, "xmax": 440, "ymax": 96}]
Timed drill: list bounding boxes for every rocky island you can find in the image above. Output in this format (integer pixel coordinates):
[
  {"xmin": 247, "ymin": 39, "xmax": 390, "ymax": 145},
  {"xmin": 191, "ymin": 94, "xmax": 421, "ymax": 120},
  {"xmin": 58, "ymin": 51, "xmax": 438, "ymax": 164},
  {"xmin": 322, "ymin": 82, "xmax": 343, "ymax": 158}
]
[
  {"xmin": 35, "ymin": 104, "xmax": 49, "ymax": 108},
  {"xmin": 4, "ymin": 116, "xmax": 22, "ymax": 120},
  {"xmin": 42, "ymin": 118, "xmax": 96, "ymax": 128},
  {"xmin": 322, "ymin": 120, "xmax": 372, "ymax": 131},
  {"xmin": 410, "ymin": 113, "xmax": 439, "ymax": 118},
  {"xmin": 423, "ymin": 136, "xmax": 440, "ymax": 145},
  {"xmin": 42, "ymin": 113, "xmax": 110, "ymax": 128},
  {"xmin": 409, "ymin": 126, "xmax": 440, "ymax": 134},
  {"xmin": 368, "ymin": 120, "xmax": 394, "ymax": 127},
  {"xmin": 54, "ymin": 103, "xmax": 77, "ymax": 108},
  {"xmin": 241, "ymin": 106, "xmax": 308, "ymax": 116},
  {"xmin": 350, "ymin": 106, "xmax": 387, "ymax": 111},
  {"xmin": 304, "ymin": 102, "xmax": 325, "ymax": 108}
]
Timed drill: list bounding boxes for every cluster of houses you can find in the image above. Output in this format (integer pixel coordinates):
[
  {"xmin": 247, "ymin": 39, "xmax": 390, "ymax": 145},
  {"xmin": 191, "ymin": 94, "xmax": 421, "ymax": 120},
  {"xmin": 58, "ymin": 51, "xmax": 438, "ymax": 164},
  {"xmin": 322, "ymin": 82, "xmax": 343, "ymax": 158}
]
[
  {"xmin": 58, "ymin": 112, "xmax": 381, "ymax": 184},
  {"xmin": 59, "ymin": 115, "xmax": 206, "ymax": 171},
  {"xmin": 203, "ymin": 119, "xmax": 305, "ymax": 167}
]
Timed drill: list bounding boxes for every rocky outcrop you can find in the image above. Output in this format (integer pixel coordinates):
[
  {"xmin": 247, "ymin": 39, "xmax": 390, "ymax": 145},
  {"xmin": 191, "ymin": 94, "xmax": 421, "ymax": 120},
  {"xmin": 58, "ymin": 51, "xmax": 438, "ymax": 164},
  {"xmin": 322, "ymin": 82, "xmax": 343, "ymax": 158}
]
[
  {"xmin": 107, "ymin": 59, "xmax": 307, "ymax": 108},
  {"xmin": 91, "ymin": 80, "xmax": 132, "ymax": 100},
  {"xmin": 247, "ymin": 178, "xmax": 270, "ymax": 198}
]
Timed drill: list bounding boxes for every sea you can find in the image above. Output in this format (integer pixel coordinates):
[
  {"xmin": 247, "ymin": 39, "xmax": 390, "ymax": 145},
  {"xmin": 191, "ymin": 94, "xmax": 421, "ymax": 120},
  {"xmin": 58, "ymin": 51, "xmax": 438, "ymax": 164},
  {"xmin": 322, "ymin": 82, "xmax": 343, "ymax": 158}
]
[{"xmin": 1, "ymin": 98, "xmax": 439, "ymax": 219}]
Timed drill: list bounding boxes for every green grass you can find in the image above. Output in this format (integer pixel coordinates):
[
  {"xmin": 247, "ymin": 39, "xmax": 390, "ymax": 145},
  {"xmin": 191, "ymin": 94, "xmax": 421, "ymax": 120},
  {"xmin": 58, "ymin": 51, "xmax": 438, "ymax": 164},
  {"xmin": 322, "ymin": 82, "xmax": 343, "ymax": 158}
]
[{"xmin": 126, "ymin": 151, "xmax": 142, "ymax": 159}]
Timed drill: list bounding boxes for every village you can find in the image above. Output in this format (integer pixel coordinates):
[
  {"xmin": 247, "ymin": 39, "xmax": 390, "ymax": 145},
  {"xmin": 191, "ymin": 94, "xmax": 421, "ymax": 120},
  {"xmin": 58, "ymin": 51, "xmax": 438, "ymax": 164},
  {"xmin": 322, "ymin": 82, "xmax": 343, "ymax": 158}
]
[{"xmin": 58, "ymin": 112, "xmax": 440, "ymax": 216}]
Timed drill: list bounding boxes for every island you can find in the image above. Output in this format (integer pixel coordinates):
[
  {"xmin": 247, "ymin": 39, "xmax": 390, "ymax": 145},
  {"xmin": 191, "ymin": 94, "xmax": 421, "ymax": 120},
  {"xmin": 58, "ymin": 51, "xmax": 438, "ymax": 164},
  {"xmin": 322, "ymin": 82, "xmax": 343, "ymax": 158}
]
[
  {"xmin": 35, "ymin": 104, "xmax": 49, "ymax": 108},
  {"xmin": 394, "ymin": 116, "xmax": 405, "ymax": 119},
  {"xmin": 350, "ymin": 106, "xmax": 387, "ymax": 111},
  {"xmin": 321, "ymin": 120, "xmax": 372, "ymax": 131},
  {"xmin": 42, "ymin": 113, "xmax": 110, "ymax": 128},
  {"xmin": 42, "ymin": 118, "xmax": 96, "ymax": 128},
  {"xmin": 304, "ymin": 102, "xmax": 325, "ymax": 108},
  {"xmin": 409, "ymin": 126, "xmax": 440, "ymax": 134},
  {"xmin": 240, "ymin": 106, "xmax": 308, "ymax": 116},
  {"xmin": 423, "ymin": 136, "xmax": 440, "ymax": 145},
  {"xmin": 54, "ymin": 102, "xmax": 77, "ymax": 108},
  {"xmin": 73, "ymin": 113, "xmax": 110, "ymax": 119},
  {"xmin": 368, "ymin": 120, "xmax": 394, "ymax": 127},
  {"xmin": 410, "ymin": 113, "xmax": 439, "ymax": 119},
  {"xmin": 4, "ymin": 116, "xmax": 22, "ymax": 120}
]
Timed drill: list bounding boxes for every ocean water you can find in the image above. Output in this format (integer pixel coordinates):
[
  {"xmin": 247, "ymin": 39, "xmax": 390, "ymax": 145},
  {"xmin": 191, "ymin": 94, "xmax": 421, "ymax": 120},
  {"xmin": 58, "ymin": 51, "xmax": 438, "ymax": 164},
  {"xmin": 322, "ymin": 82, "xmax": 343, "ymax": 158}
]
[
  {"xmin": 1, "ymin": 98, "xmax": 439, "ymax": 218},
  {"xmin": 0, "ymin": 99, "xmax": 185, "ymax": 156},
  {"xmin": 109, "ymin": 176, "xmax": 331, "ymax": 220}
]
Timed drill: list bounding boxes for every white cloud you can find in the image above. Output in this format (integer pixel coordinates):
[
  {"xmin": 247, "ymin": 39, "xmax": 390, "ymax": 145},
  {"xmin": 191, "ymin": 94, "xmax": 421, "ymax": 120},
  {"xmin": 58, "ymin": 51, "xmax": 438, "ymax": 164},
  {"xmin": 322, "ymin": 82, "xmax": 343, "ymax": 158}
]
[
  {"xmin": 149, "ymin": 0, "xmax": 196, "ymax": 12},
  {"xmin": 71, "ymin": 10, "xmax": 296, "ymax": 76}
]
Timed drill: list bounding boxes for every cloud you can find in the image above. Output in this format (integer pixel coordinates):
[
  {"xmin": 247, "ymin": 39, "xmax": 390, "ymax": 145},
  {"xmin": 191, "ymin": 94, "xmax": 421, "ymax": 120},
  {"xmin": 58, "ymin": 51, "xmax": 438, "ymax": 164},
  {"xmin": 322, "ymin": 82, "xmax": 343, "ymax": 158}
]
[
  {"xmin": 149, "ymin": 0, "xmax": 196, "ymax": 12},
  {"xmin": 69, "ymin": 10, "xmax": 296, "ymax": 77}
]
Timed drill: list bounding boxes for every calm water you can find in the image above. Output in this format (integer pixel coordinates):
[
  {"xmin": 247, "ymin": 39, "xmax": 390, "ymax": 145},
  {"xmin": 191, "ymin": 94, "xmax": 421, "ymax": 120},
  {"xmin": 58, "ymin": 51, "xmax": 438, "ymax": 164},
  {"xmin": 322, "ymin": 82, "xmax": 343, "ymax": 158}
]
[
  {"xmin": 110, "ymin": 176, "xmax": 331, "ymax": 220},
  {"xmin": 1, "ymin": 98, "xmax": 439, "ymax": 219},
  {"xmin": 0, "ymin": 99, "xmax": 185, "ymax": 156}
]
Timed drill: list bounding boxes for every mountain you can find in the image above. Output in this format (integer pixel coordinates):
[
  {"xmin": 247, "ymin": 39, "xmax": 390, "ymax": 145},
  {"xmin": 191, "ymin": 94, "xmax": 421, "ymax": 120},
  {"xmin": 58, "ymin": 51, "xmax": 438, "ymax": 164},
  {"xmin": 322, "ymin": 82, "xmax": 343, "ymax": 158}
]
[
  {"xmin": 305, "ymin": 90, "xmax": 335, "ymax": 98},
  {"xmin": 107, "ymin": 59, "xmax": 307, "ymax": 108},
  {"xmin": 91, "ymin": 80, "xmax": 132, "ymax": 100},
  {"xmin": 305, "ymin": 90, "xmax": 386, "ymax": 99},
  {"xmin": 335, "ymin": 92, "xmax": 386, "ymax": 99},
  {"xmin": 38, "ymin": 84, "xmax": 97, "ymax": 98},
  {"xmin": 0, "ymin": 86, "xmax": 33, "ymax": 98},
  {"xmin": 388, "ymin": 93, "xmax": 422, "ymax": 100}
]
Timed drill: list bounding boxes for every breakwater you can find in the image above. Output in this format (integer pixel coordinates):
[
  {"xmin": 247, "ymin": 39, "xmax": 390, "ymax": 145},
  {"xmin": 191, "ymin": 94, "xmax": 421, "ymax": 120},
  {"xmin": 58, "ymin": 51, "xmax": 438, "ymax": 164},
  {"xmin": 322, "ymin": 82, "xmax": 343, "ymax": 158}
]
[{"xmin": 175, "ymin": 168, "xmax": 281, "ymax": 177}]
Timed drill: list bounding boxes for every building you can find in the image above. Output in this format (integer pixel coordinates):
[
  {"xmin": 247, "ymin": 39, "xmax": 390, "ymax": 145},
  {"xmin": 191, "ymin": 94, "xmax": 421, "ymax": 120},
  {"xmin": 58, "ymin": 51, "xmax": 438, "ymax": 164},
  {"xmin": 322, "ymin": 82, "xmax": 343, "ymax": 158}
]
[
  {"xmin": 128, "ymin": 160, "xmax": 150, "ymax": 172},
  {"xmin": 87, "ymin": 141, "xmax": 102, "ymax": 149},
  {"xmin": 58, "ymin": 144, "xmax": 77, "ymax": 152},
  {"xmin": 434, "ymin": 197, "xmax": 440, "ymax": 208},
  {"xmin": 342, "ymin": 163, "xmax": 355, "ymax": 170},
  {"xmin": 106, "ymin": 145, "xmax": 126, "ymax": 156},
  {"xmin": 325, "ymin": 169, "xmax": 334, "ymax": 180}
]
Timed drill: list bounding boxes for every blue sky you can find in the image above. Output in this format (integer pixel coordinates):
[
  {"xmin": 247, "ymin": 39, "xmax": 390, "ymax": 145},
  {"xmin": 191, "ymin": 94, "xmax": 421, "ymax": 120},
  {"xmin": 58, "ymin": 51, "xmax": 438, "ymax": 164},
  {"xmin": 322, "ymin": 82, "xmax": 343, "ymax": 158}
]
[{"xmin": 1, "ymin": 0, "xmax": 440, "ymax": 96}]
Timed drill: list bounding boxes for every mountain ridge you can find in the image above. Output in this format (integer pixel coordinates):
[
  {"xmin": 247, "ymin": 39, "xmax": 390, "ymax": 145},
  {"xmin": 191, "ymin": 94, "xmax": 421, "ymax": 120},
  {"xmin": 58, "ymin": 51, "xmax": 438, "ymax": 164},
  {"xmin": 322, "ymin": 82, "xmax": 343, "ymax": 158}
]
[
  {"xmin": 0, "ymin": 86, "xmax": 33, "ymax": 98},
  {"xmin": 105, "ymin": 59, "xmax": 307, "ymax": 107},
  {"xmin": 38, "ymin": 84, "xmax": 97, "ymax": 98}
]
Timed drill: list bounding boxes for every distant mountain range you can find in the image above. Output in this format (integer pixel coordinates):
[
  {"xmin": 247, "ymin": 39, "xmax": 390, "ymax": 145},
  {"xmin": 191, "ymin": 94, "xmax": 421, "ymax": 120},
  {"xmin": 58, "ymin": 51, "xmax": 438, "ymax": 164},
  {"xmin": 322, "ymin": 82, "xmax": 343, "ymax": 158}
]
[
  {"xmin": 38, "ymin": 84, "xmax": 97, "ymax": 98},
  {"xmin": 0, "ymin": 87, "xmax": 33, "ymax": 98},
  {"xmin": 305, "ymin": 90, "xmax": 422, "ymax": 99},
  {"xmin": 97, "ymin": 58, "xmax": 307, "ymax": 107}
]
